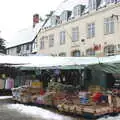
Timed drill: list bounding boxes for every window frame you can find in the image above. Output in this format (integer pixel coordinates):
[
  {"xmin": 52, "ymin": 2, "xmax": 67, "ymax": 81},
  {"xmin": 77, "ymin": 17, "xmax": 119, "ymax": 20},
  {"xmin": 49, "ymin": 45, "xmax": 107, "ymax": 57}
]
[
  {"xmin": 60, "ymin": 31, "xmax": 66, "ymax": 45},
  {"xmin": 87, "ymin": 22, "xmax": 95, "ymax": 39},
  {"xmin": 104, "ymin": 45, "xmax": 116, "ymax": 56},
  {"xmin": 72, "ymin": 27, "xmax": 79, "ymax": 42},
  {"xmin": 86, "ymin": 48, "xmax": 95, "ymax": 56},
  {"xmin": 72, "ymin": 50, "xmax": 81, "ymax": 57},
  {"xmin": 40, "ymin": 36, "xmax": 45, "ymax": 49},
  {"xmin": 49, "ymin": 34, "xmax": 54, "ymax": 47},
  {"xmin": 59, "ymin": 52, "xmax": 66, "ymax": 57},
  {"xmin": 104, "ymin": 17, "xmax": 114, "ymax": 35}
]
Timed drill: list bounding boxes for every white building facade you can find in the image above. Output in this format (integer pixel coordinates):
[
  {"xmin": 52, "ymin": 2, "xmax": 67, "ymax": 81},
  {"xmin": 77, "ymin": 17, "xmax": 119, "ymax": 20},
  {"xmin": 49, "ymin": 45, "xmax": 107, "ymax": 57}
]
[{"xmin": 36, "ymin": 0, "xmax": 120, "ymax": 57}]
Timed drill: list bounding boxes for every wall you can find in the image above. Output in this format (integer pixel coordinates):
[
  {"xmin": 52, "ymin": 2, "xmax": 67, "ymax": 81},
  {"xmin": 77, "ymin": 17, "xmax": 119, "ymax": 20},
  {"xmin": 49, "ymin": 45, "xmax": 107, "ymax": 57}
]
[{"xmin": 37, "ymin": 3, "xmax": 120, "ymax": 57}]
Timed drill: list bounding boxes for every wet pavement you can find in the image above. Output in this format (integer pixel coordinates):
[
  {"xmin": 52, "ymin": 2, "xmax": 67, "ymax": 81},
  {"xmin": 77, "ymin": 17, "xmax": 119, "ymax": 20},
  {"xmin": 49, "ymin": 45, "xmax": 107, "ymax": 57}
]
[
  {"xmin": 0, "ymin": 98, "xmax": 86, "ymax": 120},
  {"xmin": 0, "ymin": 97, "xmax": 119, "ymax": 120},
  {"xmin": 0, "ymin": 99, "xmax": 34, "ymax": 120}
]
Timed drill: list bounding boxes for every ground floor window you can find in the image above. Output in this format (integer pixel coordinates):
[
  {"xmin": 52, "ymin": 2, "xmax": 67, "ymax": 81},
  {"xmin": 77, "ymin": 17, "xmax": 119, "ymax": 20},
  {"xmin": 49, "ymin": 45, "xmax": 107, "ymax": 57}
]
[
  {"xmin": 59, "ymin": 52, "xmax": 66, "ymax": 57},
  {"xmin": 72, "ymin": 50, "xmax": 80, "ymax": 57},
  {"xmin": 104, "ymin": 45, "xmax": 116, "ymax": 56},
  {"xmin": 86, "ymin": 48, "xmax": 95, "ymax": 56}
]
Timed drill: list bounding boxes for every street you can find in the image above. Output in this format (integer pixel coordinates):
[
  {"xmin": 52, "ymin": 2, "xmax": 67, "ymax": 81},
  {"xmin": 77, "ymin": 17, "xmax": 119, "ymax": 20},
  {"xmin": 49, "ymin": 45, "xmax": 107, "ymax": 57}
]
[
  {"xmin": 0, "ymin": 97, "xmax": 80, "ymax": 120},
  {"xmin": 0, "ymin": 97, "xmax": 119, "ymax": 120}
]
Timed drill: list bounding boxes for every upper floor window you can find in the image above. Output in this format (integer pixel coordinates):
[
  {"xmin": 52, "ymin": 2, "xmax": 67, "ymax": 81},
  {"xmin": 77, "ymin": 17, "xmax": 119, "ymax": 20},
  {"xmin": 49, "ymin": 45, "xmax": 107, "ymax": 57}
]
[
  {"xmin": 86, "ymin": 48, "xmax": 95, "ymax": 56},
  {"xmin": 104, "ymin": 17, "xmax": 114, "ymax": 35},
  {"xmin": 40, "ymin": 36, "xmax": 44, "ymax": 49},
  {"xmin": 60, "ymin": 31, "xmax": 65, "ymax": 45},
  {"xmin": 49, "ymin": 34, "xmax": 54, "ymax": 47},
  {"xmin": 73, "ymin": 5, "xmax": 84, "ymax": 17},
  {"xmin": 87, "ymin": 23, "xmax": 95, "ymax": 38},
  {"xmin": 116, "ymin": 0, "xmax": 120, "ymax": 3},
  {"xmin": 89, "ymin": 0, "xmax": 96, "ymax": 10},
  {"xmin": 72, "ymin": 27, "xmax": 79, "ymax": 42},
  {"xmin": 51, "ymin": 16, "xmax": 59, "ymax": 26},
  {"xmin": 60, "ymin": 11, "xmax": 72, "ymax": 22},
  {"xmin": 104, "ymin": 45, "xmax": 116, "ymax": 56}
]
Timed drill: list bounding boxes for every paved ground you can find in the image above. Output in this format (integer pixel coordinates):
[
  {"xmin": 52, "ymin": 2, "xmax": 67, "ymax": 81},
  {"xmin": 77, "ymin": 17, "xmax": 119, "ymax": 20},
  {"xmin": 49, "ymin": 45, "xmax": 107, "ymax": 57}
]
[
  {"xmin": 0, "ymin": 98, "xmax": 85, "ymax": 120},
  {"xmin": 0, "ymin": 99, "xmax": 37, "ymax": 120}
]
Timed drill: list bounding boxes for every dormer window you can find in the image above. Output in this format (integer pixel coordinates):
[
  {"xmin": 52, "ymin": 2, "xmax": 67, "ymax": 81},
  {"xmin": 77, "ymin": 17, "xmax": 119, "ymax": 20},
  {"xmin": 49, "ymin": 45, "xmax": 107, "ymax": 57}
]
[
  {"xmin": 60, "ymin": 10, "xmax": 72, "ymax": 22},
  {"xmin": 106, "ymin": 0, "xmax": 116, "ymax": 4},
  {"xmin": 51, "ymin": 16, "xmax": 60, "ymax": 26},
  {"xmin": 73, "ymin": 5, "xmax": 85, "ymax": 17},
  {"xmin": 89, "ymin": 0, "xmax": 97, "ymax": 10},
  {"xmin": 89, "ymin": 0, "xmax": 101, "ymax": 10}
]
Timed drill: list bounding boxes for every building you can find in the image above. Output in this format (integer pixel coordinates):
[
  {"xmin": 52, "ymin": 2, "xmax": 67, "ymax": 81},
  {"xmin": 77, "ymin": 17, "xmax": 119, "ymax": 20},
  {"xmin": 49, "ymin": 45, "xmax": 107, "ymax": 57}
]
[
  {"xmin": 6, "ymin": 14, "xmax": 43, "ymax": 56},
  {"xmin": 36, "ymin": 0, "xmax": 120, "ymax": 57}
]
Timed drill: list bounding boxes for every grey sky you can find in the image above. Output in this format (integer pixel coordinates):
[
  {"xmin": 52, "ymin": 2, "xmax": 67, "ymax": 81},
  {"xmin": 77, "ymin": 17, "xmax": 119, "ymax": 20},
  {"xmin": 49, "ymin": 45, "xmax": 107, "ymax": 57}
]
[
  {"xmin": 0, "ymin": 0, "xmax": 88, "ymax": 42},
  {"xmin": 0, "ymin": 0, "xmax": 63, "ymax": 41}
]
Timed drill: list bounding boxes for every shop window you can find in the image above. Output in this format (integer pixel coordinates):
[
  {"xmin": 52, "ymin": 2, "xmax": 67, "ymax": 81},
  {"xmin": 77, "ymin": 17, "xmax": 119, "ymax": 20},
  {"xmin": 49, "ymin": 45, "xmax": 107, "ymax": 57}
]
[
  {"xmin": 59, "ymin": 52, "xmax": 66, "ymax": 57},
  {"xmin": 72, "ymin": 50, "xmax": 80, "ymax": 57},
  {"xmin": 104, "ymin": 45, "xmax": 116, "ymax": 56},
  {"xmin": 86, "ymin": 48, "xmax": 95, "ymax": 56},
  {"xmin": 16, "ymin": 46, "xmax": 21, "ymax": 53}
]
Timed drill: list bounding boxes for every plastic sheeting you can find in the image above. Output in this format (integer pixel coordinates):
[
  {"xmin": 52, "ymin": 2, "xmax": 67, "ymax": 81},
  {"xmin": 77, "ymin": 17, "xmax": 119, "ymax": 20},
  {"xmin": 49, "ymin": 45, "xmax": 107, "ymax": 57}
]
[{"xmin": 1, "ymin": 55, "xmax": 120, "ymax": 69}]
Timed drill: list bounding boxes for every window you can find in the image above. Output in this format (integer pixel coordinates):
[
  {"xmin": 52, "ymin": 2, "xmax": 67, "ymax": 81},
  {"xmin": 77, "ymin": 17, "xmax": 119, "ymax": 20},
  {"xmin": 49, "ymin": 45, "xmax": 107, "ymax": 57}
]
[
  {"xmin": 72, "ymin": 27, "xmax": 79, "ymax": 42},
  {"xmin": 116, "ymin": 0, "xmax": 120, "ymax": 3},
  {"xmin": 87, "ymin": 23, "xmax": 95, "ymax": 38},
  {"xmin": 60, "ymin": 31, "xmax": 65, "ymax": 45},
  {"xmin": 7, "ymin": 49, "xmax": 9, "ymax": 55},
  {"xmin": 60, "ymin": 11, "xmax": 71, "ymax": 22},
  {"xmin": 26, "ymin": 44, "xmax": 29, "ymax": 50},
  {"xmin": 86, "ymin": 48, "xmax": 95, "ymax": 56},
  {"xmin": 104, "ymin": 45, "xmax": 116, "ymax": 56},
  {"xmin": 51, "ymin": 16, "xmax": 59, "ymax": 26},
  {"xmin": 59, "ymin": 52, "xmax": 66, "ymax": 56},
  {"xmin": 72, "ymin": 50, "xmax": 80, "ymax": 57},
  {"xmin": 40, "ymin": 36, "xmax": 44, "ymax": 49},
  {"xmin": 104, "ymin": 17, "xmax": 114, "ymax": 35},
  {"xmin": 60, "ymin": 11, "xmax": 67, "ymax": 21},
  {"xmin": 89, "ymin": 0, "xmax": 96, "ymax": 10},
  {"xmin": 106, "ymin": 0, "xmax": 116, "ymax": 4},
  {"xmin": 49, "ymin": 34, "xmax": 54, "ymax": 47},
  {"xmin": 16, "ymin": 46, "xmax": 21, "ymax": 53},
  {"xmin": 74, "ymin": 5, "xmax": 81, "ymax": 17}
]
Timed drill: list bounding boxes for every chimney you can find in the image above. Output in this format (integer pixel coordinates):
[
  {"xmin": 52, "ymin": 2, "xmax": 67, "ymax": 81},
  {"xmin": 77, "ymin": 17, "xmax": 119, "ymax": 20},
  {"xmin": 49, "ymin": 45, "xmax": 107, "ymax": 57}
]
[{"xmin": 33, "ymin": 14, "xmax": 39, "ymax": 28}]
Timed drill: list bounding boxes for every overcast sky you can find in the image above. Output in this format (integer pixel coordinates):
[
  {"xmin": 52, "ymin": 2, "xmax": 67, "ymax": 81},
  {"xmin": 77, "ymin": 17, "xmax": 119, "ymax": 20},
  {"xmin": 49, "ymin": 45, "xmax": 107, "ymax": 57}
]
[
  {"xmin": 0, "ymin": 0, "xmax": 63, "ymax": 41},
  {"xmin": 0, "ymin": 0, "xmax": 88, "ymax": 42}
]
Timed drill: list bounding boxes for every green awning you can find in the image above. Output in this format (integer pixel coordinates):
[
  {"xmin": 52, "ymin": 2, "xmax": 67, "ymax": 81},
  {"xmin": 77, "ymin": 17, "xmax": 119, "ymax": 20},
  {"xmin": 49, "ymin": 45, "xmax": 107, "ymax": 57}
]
[{"xmin": 87, "ymin": 63, "xmax": 120, "ymax": 74}]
